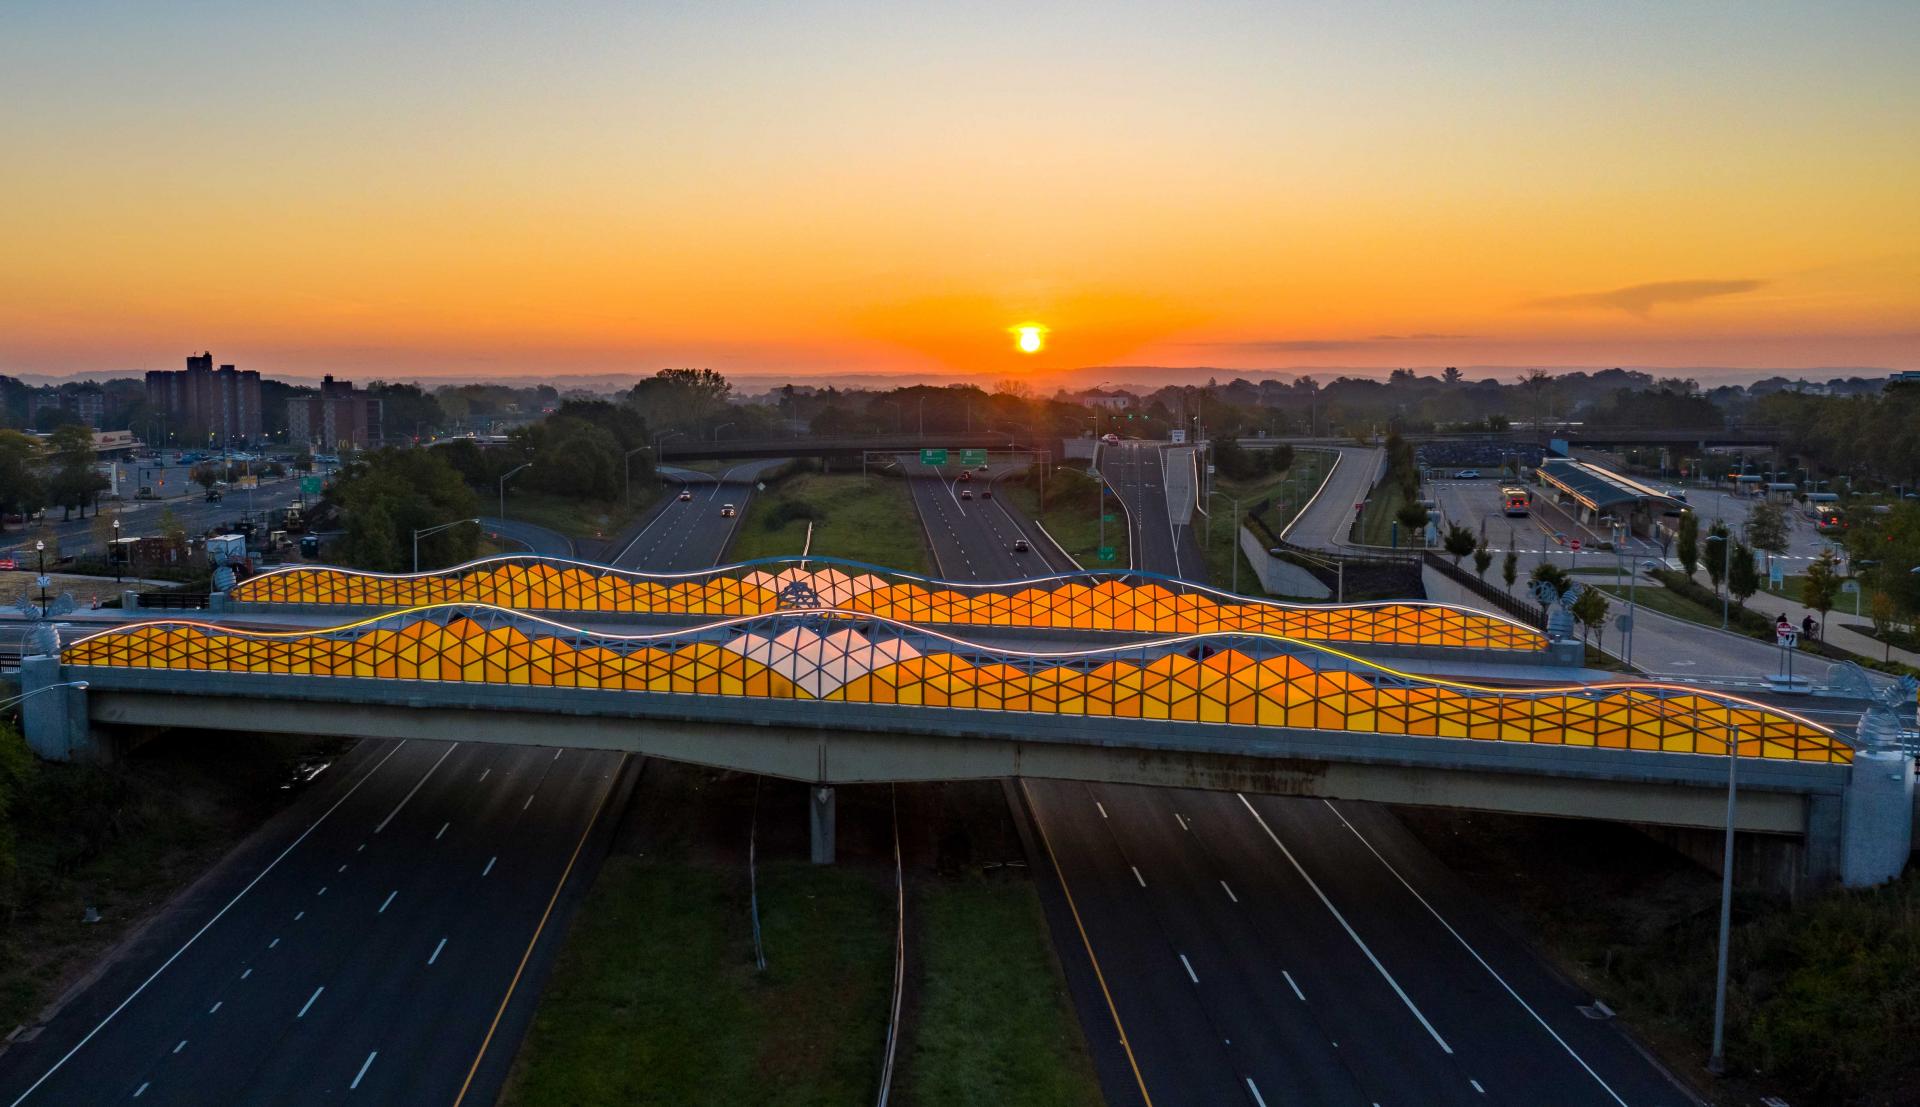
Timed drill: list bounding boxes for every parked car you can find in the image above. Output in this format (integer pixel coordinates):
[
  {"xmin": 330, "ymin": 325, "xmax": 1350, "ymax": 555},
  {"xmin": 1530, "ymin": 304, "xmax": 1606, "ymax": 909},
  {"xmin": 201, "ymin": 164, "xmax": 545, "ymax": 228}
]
[{"xmin": 1452, "ymin": 469, "xmax": 1481, "ymax": 479}]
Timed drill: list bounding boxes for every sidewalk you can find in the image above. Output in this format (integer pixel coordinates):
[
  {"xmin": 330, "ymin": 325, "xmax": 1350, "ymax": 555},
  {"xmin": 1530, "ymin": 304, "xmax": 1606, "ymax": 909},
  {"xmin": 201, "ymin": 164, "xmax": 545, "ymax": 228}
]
[{"xmin": 1749, "ymin": 577, "xmax": 1920, "ymax": 668}]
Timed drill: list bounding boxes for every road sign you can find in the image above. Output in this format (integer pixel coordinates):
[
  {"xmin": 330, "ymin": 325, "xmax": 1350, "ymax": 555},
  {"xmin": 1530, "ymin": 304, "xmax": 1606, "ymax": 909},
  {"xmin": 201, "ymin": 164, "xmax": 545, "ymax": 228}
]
[
  {"xmin": 300, "ymin": 476, "xmax": 322, "ymax": 495},
  {"xmin": 1097, "ymin": 546, "xmax": 1117, "ymax": 563},
  {"xmin": 959, "ymin": 448, "xmax": 987, "ymax": 467},
  {"xmin": 1102, "ymin": 513, "xmax": 1115, "ymax": 523},
  {"xmin": 1569, "ymin": 538, "xmax": 1583, "ymax": 552},
  {"xmin": 919, "ymin": 448, "xmax": 948, "ymax": 466},
  {"xmin": 1777, "ymin": 628, "xmax": 1799, "ymax": 649},
  {"xmin": 1170, "ymin": 429, "xmax": 1187, "ymax": 445}
]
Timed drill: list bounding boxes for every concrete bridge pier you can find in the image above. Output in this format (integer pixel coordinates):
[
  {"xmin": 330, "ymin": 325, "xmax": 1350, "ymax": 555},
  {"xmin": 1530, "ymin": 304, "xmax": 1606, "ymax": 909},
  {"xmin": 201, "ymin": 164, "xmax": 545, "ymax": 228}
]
[
  {"xmin": 18, "ymin": 656, "xmax": 96, "ymax": 762},
  {"xmin": 1841, "ymin": 749, "xmax": 1914, "ymax": 887},
  {"xmin": 809, "ymin": 786, "xmax": 836, "ymax": 864}
]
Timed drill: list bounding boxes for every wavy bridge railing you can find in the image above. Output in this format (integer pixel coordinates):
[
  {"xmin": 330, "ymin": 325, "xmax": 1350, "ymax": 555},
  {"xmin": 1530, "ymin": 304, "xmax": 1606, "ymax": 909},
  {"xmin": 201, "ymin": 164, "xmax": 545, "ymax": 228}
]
[
  {"xmin": 228, "ymin": 556, "xmax": 1547, "ymax": 652},
  {"xmin": 61, "ymin": 606, "xmax": 1846, "ymax": 764}
]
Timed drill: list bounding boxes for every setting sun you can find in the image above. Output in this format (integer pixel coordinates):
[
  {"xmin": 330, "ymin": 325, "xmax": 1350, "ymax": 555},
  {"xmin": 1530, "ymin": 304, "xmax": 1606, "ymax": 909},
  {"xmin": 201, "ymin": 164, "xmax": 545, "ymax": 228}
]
[{"xmin": 1013, "ymin": 324, "xmax": 1048, "ymax": 355}]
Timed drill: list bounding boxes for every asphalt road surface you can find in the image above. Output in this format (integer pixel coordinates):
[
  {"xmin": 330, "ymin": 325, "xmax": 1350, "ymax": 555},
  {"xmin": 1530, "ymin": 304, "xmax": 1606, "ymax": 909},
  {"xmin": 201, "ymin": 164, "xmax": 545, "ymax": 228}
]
[
  {"xmin": 3, "ymin": 478, "xmax": 309, "ymax": 561},
  {"xmin": 479, "ymin": 517, "xmax": 574, "ymax": 559},
  {"xmin": 1097, "ymin": 442, "xmax": 1205, "ymax": 577},
  {"xmin": 903, "ymin": 458, "xmax": 1052, "ymax": 580},
  {"xmin": 609, "ymin": 459, "xmax": 784, "ymax": 571},
  {"xmin": 0, "ymin": 739, "xmax": 632, "ymax": 1107},
  {"xmin": 948, "ymin": 444, "xmax": 1694, "ymax": 1107}
]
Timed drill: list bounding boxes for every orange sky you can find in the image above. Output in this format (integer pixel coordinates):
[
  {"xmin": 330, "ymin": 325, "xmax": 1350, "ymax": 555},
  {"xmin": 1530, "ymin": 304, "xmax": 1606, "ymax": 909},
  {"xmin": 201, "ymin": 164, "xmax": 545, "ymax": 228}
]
[{"xmin": 3, "ymin": 3, "xmax": 1916, "ymax": 381}]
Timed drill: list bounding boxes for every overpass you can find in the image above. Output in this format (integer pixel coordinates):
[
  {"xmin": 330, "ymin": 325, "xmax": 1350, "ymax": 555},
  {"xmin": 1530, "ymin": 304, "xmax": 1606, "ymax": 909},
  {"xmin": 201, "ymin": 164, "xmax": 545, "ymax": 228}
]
[
  {"xmin": 19, "ymin": 602, "xmax": 1910, "ymax": 886},
  {"xmin": 657, "ymin": 432, "xmax": 1040, "ymax": 462}
]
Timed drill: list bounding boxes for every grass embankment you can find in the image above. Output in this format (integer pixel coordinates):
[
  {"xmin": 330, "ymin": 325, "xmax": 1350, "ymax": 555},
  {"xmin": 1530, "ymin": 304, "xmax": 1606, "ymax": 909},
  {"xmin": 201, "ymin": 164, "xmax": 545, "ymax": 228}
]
[
  {"xmin": 504, "ymin": 488, "xmax": 658, "ymax": 542},
  {"xmin": 1000, "ymin": 465, "xmax": 1129, "ymax": 570},
  {"xmin": 1198, "ymin": 451, "xmax": 1333, "ymax": 596},
  {"xmin": 503, "ymin": 764, "xmax": 1101, "ymax": 1107},
  {"xmin": 0, "ymin": 724, "xmax": 350, "ymax": 1030},
  {"xmin": 730, "ymin": 471, "xmax": 932, "ymax": 573},
  {"xmin": 906, "ymin": 877, "xmax": 1104, "ymax": 1107},
  {"xmin": 1398, "ymin": 808, "xmax": 1920, "ymax": 1106},
  {"xmin": 1354, "ymin": 479, "xmax": 1417, "ymax": 548},
  {"xmin": 504, "ymin": 856, "xmax": 895, "ymax": 1107}
]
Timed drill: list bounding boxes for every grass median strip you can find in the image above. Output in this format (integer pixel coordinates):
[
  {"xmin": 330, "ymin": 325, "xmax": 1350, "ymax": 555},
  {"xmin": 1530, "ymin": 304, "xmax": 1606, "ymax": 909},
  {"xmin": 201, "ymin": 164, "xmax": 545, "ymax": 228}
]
[
  {"xmin": 501, "ymin": 856, "xmax": 894, "ymax": 1107},
  {"xmin": 903, "ymin": 875, "xmax": 1103, "ymax": 1107},
  {"xmin": 730, "ymin": 471, "xmax": 931, "ymax": 573}
]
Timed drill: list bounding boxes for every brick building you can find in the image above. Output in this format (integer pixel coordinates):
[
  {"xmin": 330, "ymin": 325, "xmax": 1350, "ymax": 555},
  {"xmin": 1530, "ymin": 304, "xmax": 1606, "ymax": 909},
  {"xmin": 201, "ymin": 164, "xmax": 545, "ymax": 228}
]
[
  {"xmin": 288, "ymin": 375, "xmax": 382, "ymax": 450},
  {"xmin": 144, "ymin": 352, "xmax": 263, "ymax": 445}
]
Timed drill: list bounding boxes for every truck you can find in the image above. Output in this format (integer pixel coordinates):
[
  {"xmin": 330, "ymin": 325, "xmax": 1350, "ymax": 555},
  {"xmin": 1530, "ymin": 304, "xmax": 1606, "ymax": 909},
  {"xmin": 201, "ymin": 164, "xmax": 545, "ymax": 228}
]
[{"xmin": 206, "ymin": 533, "xmax": 248, "ymax": 566}]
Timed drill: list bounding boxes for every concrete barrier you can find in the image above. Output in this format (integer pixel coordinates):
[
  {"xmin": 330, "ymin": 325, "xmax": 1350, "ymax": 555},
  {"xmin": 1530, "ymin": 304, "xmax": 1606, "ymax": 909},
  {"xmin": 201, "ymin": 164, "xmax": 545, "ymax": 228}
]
[{"xmin": 1238, "ymin": 526, "xmax": 1332, "ymax": 599}]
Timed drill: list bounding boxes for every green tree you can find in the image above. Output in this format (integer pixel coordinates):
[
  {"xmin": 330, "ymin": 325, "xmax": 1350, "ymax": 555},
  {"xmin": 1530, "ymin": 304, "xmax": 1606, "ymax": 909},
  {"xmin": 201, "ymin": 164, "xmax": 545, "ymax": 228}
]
[
  {"xmin": 1443, "ymin": 524, "xmax": 1476, "ymax": 565},
  {"xmin": 1530, "ymin": 561, "xmax": 1572, "ymax": 595},
  {"xmin": 1394, "ymin": 502, "xmax": 1428, "ymax": 540},
  {"xmin": 1705, "ymin": 520, "xmax": 1730, "ymax": 594},
  {"xmin": 0, "ymin": 430, "xmax": 45, "ymax": 530},
  {"xmin": 1570, "ymin": 586, "xmax": 1611, "ymax": 648},
  {"xmin": 1800, "ymin": 549, "xmax": 1840, "ymax": 640},
  {"xmin": 327, "ymin": 448, "xmax": 481, "ymax": 571},
  {"xmin": 191, "ymin": 464, "xmax": 221, "ymax": 494},
  {"xmin": 1869, "ymin": 590, "xmax": 1897, "ymax": 661},
  {"xmin": 47, "ymin": 424, "xmax": 107, "ymax": 520},
  {"xmin": 1745, "ymin": 501, "xmax": 1790, "ymax": 571},
  {"xmin": 1727, "ymin": 540, "xmax": 1759, "ymax": 611},
  {"xmin": 1501, "ymin": 548, "xmax": 1518, "ymax": 593},
  {"xmin": 1472, "ymin": 541, "xmax": 1493, "ymax": 581},
  {"xmin": 364, "ymin": 381, "xmax": 445, "ymax": 441},
  {"xmin": 1676, "ymin": 511, "xmax": 1699, "ymax": 577}
]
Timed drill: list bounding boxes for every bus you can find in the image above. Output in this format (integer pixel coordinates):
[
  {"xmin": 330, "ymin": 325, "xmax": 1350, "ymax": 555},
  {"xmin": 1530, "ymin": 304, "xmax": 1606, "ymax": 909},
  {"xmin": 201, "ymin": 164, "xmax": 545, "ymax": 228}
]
[{"xmin": 1501, "ymin": 486, "xmax": 1531, "ymax": 516}]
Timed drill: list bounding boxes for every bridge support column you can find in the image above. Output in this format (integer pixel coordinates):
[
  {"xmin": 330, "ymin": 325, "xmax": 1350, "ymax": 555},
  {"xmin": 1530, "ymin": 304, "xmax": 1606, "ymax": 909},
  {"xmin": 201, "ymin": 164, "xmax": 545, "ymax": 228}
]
[
  {"xmin": 1839, "ymin": 751, "xmax": 1914, "ymax": 888},
  {"xmin": 19, "ymin": 656, "xmax": 95, "ymax": 762},
  {"xmin": 809, "ymin": 786, "xmax": 836, "ymax": 865}
]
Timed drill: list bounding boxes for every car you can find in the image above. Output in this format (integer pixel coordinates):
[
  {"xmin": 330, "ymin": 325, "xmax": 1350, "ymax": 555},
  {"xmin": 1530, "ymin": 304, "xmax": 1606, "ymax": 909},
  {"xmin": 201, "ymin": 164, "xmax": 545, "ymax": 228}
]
[
  {"xmin": 959, "ymin": 489, "xmax": 973, "ymax": 500},
  {"xmin": 1102, "ymin": 433, "xmax": 1120, "ymax": 445},
  {"xmin": 977, "ymin": 464, "xmax": 989, "ymax": 473},
  {"xmin": 1012, "ymin": 538, "xmax": 1030, "ymax": 553},
  {"xmin": 205, "ymin": 490, "xmax": 223, "ymax": 502},
  {"xmin": 0, "ymin": 557, "xmax": 16, "ymax": 571},
  {"xmin": 719, "ymin": 504, "xmax": 736, "ymax": 517},
  {"xmin": 678, "ymin": 490, "xmax": 693, "ymax": 502},
  {"xmin": 1453, "ymin": 469, "xmax": 1481, "ymax": 479},
  {"xmin": 958, "ymin": 470, "xmax": 972, "ymax": 482},
  {"xmin": 980, "ymin": 490, "xmax": 992, "ymax": 500}
]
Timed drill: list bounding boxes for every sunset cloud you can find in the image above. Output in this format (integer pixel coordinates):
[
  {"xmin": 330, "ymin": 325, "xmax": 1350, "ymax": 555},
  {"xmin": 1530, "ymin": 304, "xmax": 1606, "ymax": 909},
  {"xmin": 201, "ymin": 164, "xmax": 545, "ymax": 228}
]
[{"xmin": 1526, "ymin": 280, "xmax": 1769, "ymax": 318}]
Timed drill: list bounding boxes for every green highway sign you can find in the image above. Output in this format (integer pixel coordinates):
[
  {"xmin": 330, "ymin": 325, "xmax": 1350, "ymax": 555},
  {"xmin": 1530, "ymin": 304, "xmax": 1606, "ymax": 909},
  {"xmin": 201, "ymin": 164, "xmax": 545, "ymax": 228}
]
[
  {"xmin": 960, "ymin": 448, "xmax": 988, "ymax": 467},
  {"xmin": 919, "ymin": 448, "xmax": 948, "ymax": 466},
  {"xmin": 1102, "ymin": 513, "xmax": 1116, "ymax": 523},
  {"xmin": 300, "ymin": 476, "xmax": 322, "ymax": 495},
  {"xmin": 1097, "ymin": 546, "xmax": 1117, "ymax": 563}
]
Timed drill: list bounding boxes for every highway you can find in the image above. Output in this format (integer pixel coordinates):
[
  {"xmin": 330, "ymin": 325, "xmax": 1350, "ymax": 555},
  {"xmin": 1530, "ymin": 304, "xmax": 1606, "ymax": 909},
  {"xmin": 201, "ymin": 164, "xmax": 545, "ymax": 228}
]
[
  {"xmin": 939, "ymin": 441, "xmax": 1692, "ymax": 1107},
  {"xmin": 609, "ymin": 459, "xmax": 784, "ymax": 571},
  {"xmin": 1096, "ymin": 442, "xmax": 1205, "ymax": 577},
  {"xmin": 2, "ymin": 476, "xmax": 309, "ymax": 561},
  {"xmin": 0, "ymin": 739, "xmax": 631, "ymax": 1106},
  {"xmin": 903, "ymin": 458, "xmax": 1052, "ymax": 580}
]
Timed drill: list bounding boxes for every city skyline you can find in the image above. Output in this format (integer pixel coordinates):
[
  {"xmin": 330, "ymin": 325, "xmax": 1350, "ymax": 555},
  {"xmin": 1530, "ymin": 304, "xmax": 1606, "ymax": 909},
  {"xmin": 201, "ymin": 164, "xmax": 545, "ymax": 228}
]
[{"xmin": 4, "ymin": 2, "xmax": 1916, "ymax": 379}]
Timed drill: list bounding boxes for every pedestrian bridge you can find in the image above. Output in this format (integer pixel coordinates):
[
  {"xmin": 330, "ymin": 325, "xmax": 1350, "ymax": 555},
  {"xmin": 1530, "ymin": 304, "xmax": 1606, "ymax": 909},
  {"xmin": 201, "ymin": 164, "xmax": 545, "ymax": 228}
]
[{"xmin": 224, "ymin": 556, "xmax": 1550, "ymax": 653}]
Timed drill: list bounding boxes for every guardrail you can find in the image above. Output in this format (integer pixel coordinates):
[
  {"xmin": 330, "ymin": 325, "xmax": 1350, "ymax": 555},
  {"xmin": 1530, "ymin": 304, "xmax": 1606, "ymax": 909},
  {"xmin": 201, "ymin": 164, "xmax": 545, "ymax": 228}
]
[{"xmin": 1422, "ymin": 551, "xmax": 1547, "ymax": 628}]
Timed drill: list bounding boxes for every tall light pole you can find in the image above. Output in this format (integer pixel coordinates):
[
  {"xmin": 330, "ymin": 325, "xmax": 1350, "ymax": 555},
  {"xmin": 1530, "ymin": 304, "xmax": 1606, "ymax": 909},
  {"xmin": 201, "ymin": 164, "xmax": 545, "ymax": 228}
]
[
  {"xmin": 499, "ymin": 463, "xmax": 533, "ymax": 525},
  {"xmin": 1707, "ymin": 721, "xmax": 1741, "ymax": 1076},
  {"xmin": 713, "ymin": 421, "xmax": 736, "ymax": 442},
  {"xmin": 1706, "ymin": 532, "xmax": 1732, "ymax": 630},
  {"xmin": 0, "ymin": 681, "xmax": 90, "ymax": 712},
  {"xmin": 111, "ymin": 517, "xmax": 122, "ymax": 583},
  {"xmin": 412, "ymin": 518, "xmax": 480, "ymax": 573},
  {"xmin": 1207, "ymin": 491, "xmax": 1242, "ymax": 593},
  {"xmin": 35, "ymin": 539, "xmax": 48, "ymax": 615}
]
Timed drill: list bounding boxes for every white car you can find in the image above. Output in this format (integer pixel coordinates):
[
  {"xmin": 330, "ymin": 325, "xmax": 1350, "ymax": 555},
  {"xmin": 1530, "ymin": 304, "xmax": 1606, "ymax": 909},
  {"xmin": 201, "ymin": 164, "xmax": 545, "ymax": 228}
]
[
  {"xmin": 678, "ymin": 490, "xmax": 693, "ymax": 502},
  {"xmin": 1453, "ymin": 469, "xmax": 1481, "ymax": 479},
  {"xmin": 719, "ymin": 504, "xmax": 736, "ymax": 518}
]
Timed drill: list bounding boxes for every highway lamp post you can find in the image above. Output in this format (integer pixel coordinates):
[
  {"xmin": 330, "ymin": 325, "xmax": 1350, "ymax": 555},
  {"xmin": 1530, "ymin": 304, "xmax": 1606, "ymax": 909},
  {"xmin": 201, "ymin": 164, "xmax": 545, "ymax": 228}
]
[
  {"xmin": 112, "ymin": 517, "xmax": 121, "ymax": 583},
  {"xmin": 623, "ymin": 446, "xmax": 650, "ymax": 507},
  {"xmin": 0, "ymin": 681, "xmax": 90, "ymax": 713},
  {"xmin": 412, "ymin": 518, "xmax": 480, "ymax": 574},
  {"xmin": 498, "ymin": 462, "xmax": 533, "ymax": 526},
  {"xmin": 1707, "ymin": 721, "xmax": 1741, "ymax": 1076},
  {"xmin": 35, "ymin": 540, "xmax": 47, "ymax": 616},
  {"xmin": 713, "ymin": 421, "xmax": 735, "ymax": 442},
  {"xmin": 1705, "ymin": 533, "xmax": 1732, "ymax": 630}
]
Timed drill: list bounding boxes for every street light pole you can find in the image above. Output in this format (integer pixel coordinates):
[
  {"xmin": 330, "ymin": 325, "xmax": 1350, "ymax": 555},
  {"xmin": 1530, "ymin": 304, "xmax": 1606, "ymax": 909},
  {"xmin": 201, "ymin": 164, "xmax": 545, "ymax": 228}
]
[
  {"xmin": 499, "ymin": 463, "xmax": 533, "ymax": 526},
  {"xmin": 413, "ymin": 518, "xmax": 481, "ymax": 573},
  {"xmin": 0, "ymin": 681, "xmax": 90, "ymax": 712},
  {"xmin": 1708, "ymin": 722, "xmax": 1741, "ymax": 1075},
  {"xmin": 112, "ymin": 517, "xmax": 122, "ymax": 583},
  {"xmin": 35, "ymin": 540, "xmax": 48, "ymax": 616}
]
